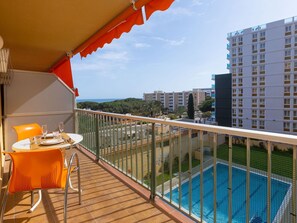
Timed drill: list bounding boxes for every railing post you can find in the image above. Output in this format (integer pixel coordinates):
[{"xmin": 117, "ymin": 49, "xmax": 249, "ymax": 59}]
[
  {"xmin": 95, "ymin": 114, "xmax": 100, "ymax": 161},
  {"xmin": 150, "ymin": 123, "xmax": 156, "ymax": 201}
]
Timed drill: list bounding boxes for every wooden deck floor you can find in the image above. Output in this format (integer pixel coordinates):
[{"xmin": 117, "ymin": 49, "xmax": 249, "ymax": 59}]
[{"xmin": 1, "ymin": 148, "xmax": 181, "ymax": 223}]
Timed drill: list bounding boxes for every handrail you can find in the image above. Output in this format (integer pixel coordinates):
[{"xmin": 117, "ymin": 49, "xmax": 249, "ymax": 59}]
[{"xmin": 75, "ymin": 109, "xmax": 297, "ymax": 145}]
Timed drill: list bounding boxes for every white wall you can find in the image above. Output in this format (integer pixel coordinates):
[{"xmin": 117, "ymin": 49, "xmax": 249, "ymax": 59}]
[{"xmin": 4, "ymin": 70, "xmax": 75, "ymax": 151}]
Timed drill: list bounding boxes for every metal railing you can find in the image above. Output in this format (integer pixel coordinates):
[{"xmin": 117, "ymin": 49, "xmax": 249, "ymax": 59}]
[{"xmin": 75, "ymin": 109, "xmax": 297, "ymax": 223}]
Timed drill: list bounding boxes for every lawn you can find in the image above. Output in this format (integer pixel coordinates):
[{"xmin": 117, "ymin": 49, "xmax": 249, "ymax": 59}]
[
  {"xmin": 156, "ymin": 158, "xmax": 200, "ymax": 186},
  {"xmin": 217, "ymin": 144, "xmax": 293, "ymax": 179}
]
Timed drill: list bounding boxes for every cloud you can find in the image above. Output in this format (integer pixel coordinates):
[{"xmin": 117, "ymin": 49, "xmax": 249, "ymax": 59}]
[
  {"xmin": 134, "ymin": 43, "xmax": 151, "ymax": 48},
  {"xmin": 168, "ymin": 7, "xmax": 193, "ymax": 16},
  {"xmin": 191, "ymin": 0, "xmax": 204, "ymax": 6},
  {"xmin": 153, "ymin": 37, "xmax": 185, "ymax": 46},
  {"xmin": 96, "ymin": 51, "xmax": 129, "ymax": 61}
]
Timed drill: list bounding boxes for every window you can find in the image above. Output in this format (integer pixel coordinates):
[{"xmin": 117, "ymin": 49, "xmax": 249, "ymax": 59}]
[
  {"xmin": 252, "ymin": 66, "xmax": 258, "ymax": 74},
  {"xmin": 232, "ymin": 37, "xmax": 236, "ymax": 44},
  {"xmin": 294, "ymin": 61, "xmax": 297, "ymax": 70},
  {"xmin": 260, "ymin": 65, "xmax": 265, "ymax": 73},
  {"xmin": 238, "ymin": 88, "xmax": 243, "ymax": 95},
  {"xmin": 259, "ymin": 109, "xmax": 265, "ymax": 118},
  {"xmin": 232, "ymin": 109, "xmax": 236, "ymax": 116},
  {"xmin": 284, "ymin": 86, "xmax": 290, "ymax": 94},
  {"xmin": 285, "ymin": 62, "xmax": 291, "ymax": 71},
  {"xmin": 252, "ymin": 88, "xmax": 257, "ymax": 95},
  {"xmin": 238, "ymin": 109, "xmax": 243, "ymax": 115},
  {"xmin": 293, "ymin": 123, "xmax": 297, "ymax": 132},
  {"xmin": 238, "ymin": 119, "xmax": 243, "ymax": 127},
  {"xmin": 285, "ymin": 37, "xmax": 291, "ymax": 46},
  {"xmin": 284, "ymin": 110, "xmax": 290, "ymax": 118},
  {"xmin": 294, "ymin": 98, "xmax": 297, "ymax": 106},
  {"xmin": 252, "ymin": 55, "xmax": 257, "ymax": 63},
  {"xmin": 294, "ymin": 86, "xmax": 297, "ymax": 95},
  {"xmin": 285, "ymin": 25, "xmax": 292, "ymax": 33},
  {"xmin": 238, "ymin": 57, "xmax": 243, "ymax": 65},
  {"xmin": 259, "ymin": 87, "xmax": 265, "ymax": 96},
  {"xmin": 252, "ymin": 33, "xmax": 257, "ymax": 39},
  {"xmin": 238, "ymin": 36, "xmax": 243, "ymax": 43},
  {"xmin": 232, "ymin": 68, "xmax": 236, "ymax": 75},
  {"xmin": 232, "ymin": 98, "xmax": 236, "ymax": 105},
  {"xmin": 252, "ymin": 77, "xmax": 257, "ymax": 85},
  {"xmin": 232, "ymin": 89, "xmax": 236, "ymax": 95},
  {"xmin": 238, "ymin": 78, "xmax": 243, "ymax": 85},
  {"xmin": 238, "ymin": 98, "xmax": 243, "ymax": 106},
  {"xmin": 252, "ymin": 44, "xmax": 257, "ymax": 52},
  {"xmin": 294, "ymin": 74, "xmax": 297, "ymax": 82},
  {"xmin": 260, "ymin": 31, "xmax": 265, "ymax": 38},
  {"xmin": 285, "ymin": 49, "xmax": 291, "ymax": 57},
  {"xmin": 238, "ymin": 47, "xmax": 242, "ymax": 55},
  {"xmin": 252, "ymin": 109, "xmax": 257, "ymax": 117},
  {"xmin": 238, "ymin": 67, "xmax": 243, "ymax": 75},
  {"xmin": 252, "ymin": 99, "xmax": 257, "ymax": 105},
  {"xmin": 259, "ymin": 54, "xmax": 265, "ymax": 62},
  {"xmin": 284, "ymin": 98, "xmax": 290, "ymax": 107},
  {"xmin": 232, "ymin": 48, "xmax": 236, "ymax": 55},
  {"xmin": 259, "ymin": 76, "xmax": 265, "ymax": 85},
  {"xmin": 232, "ymin": 119, "xmax": 237, "ymax": 126},
  {"xmin": 232, "ymin": 58, "xmax": 236, "ymax": 64},
  {"xmin": 259, "ymin": 120, "xmax": 265, "ymax": 129},
  {"xmin": 259, "ymin": 98, "xmax": 265, "ymax": 107},
  {"xmin": 260, "ymin": 43, "xmax": 265, "ymax": 51},
  {"xmin": 294, "ymin": 111, "xmax": 297, "ymax": 119},
  {"xmin": 252, "ymin": 120, "xmax": 257, "ymax": 128},
  {"xmin": 284, "ymin": 122, "xmax": 290, "ymax": 131},
  {"xmin": 295, "ymin": 49, "xmax": 297, "ymax": 58},
  {"xmin": 284, "ymin": 74, "xmax": 290, "ymax": 82}
]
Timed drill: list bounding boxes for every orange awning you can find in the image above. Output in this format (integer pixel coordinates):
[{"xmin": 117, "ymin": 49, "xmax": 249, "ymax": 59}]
[
  {"xmin": 145, "ymin": 0, "xmax": 174, "ymax": 20},
  {"xmin": 51, "ymin": 0, "xmax": 175, "ymax": 97},
  {"xmin": 80, "ymin": 9, "xmax": 144, "ymax": 57},
  {"xmin": 52, "ymin": 60, "xmax": 79, "ymax": 96}
]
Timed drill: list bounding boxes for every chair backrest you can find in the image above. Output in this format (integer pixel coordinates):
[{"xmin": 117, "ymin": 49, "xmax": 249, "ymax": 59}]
[
  {"xmin": 13, "ymin": 123, "xmax": 42, "ymax": 141},
  {"xmin": 7, "ymin": 149, "xmax": 64, "ymax": 193}
]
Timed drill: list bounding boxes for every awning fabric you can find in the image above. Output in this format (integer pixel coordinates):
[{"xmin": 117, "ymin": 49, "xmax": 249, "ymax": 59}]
[
  {"xmin": 52, "ymin": 0, "xmax": 174, "ymax": 97},
  {"xmin": 80, "ymin": 9, "xmax": 144, "ymax": 58},
  {"xmin": 145, "ymin": 0, "xmax": 174, "ymax": 20},
  {"xmin": 52, "ymin": 60, "xmax": 79, "ymax": 96}
]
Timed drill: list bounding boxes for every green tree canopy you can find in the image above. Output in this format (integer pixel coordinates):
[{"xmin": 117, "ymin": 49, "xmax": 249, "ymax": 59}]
[
  {"xmin": 199, "ymin": 96, "xmax": 214, "ymax": 112},
  {"xmin": 187, "ymin": 93, "xmax": 195, "ymax": 119},
  {"xmin": 77, "ymin": 98, "xmax": 162, "ymax": 117}
]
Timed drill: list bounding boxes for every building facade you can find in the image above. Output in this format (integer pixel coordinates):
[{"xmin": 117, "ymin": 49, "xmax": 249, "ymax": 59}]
[
  {"xmin": 213, "ymin": 73, "xmax": 232, "ymax": 127},
  {"xmin": 228, "ymin": 16, "xmax": 297, "ymax": 134},
  {"xmin": 143, "ymin": 89, "xmax": 206, "ymax": 111}
]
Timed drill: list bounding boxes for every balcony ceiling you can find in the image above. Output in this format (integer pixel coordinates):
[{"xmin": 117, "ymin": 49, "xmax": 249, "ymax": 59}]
[{"xmin": 0, "ymin": 0, "xmax": 137, "ymax": 72}]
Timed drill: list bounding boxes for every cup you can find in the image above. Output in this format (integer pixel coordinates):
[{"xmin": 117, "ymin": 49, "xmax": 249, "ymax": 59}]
[
  {"xmin": 58, "ymin": 122, "xmax": 64, "ymax": 133},
  {"xmin": 42, "ymin": 124, "xmax": 48, "ymax": 138},
  {"xmin": 34, "ymin": 135, "xmax": 42, "ymax": 145},
  {"xmin": 52, "ymin": 131, "xmax": 60, "ymax": 139}
]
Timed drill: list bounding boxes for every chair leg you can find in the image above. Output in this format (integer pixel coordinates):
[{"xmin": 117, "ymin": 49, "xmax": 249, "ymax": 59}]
[{"xmin": 29, "ymin": 190, "xmax": 42, "ymax": 213}]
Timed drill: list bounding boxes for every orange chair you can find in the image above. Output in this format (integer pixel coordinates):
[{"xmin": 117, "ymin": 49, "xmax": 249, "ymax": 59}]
[
  {"xmin": 0, "ymin": 149, "xmax": 81, "ymax": 223},
  {"xmin": 13, "ymin": 123, "xmax": 42, "ymax": 141}
]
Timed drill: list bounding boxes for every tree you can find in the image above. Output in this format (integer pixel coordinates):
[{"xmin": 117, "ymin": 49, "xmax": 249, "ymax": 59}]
[
  {"xmin": 187, "ymin": 93, "xmax": 195, "ymax": 119},
  {"xmin": 175, "ymin": 106, "xmax": 186, "ymax": 118},
  {"xmin": 199, "ymin": 96, "xmax": 214, "ymax": 113}
]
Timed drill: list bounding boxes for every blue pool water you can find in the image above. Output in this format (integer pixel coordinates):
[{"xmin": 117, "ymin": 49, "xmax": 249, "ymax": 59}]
[{"xmin": 166, "ymin": 163, "xmax": 290, "ymax": 223}]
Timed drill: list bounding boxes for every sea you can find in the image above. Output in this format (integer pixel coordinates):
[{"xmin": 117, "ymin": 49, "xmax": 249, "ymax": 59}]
[{"xmin": 76, "ymin": 98, "xmax": 122, "ymax": 103}]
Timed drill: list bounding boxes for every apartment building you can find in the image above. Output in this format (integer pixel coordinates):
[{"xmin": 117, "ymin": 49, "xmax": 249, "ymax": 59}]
[
  {"xmin": 227, "ymin": 16, "xmax": 297, "ymax": 134},
  {"xmin": 143, "ymin": 89, "xmax": 206, "ymax": 111}
]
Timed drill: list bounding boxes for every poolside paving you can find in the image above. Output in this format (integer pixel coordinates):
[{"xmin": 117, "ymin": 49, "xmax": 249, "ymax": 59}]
[{"xmin": 1, "ymin": 148, "xmax": 191, "ymax": 223}]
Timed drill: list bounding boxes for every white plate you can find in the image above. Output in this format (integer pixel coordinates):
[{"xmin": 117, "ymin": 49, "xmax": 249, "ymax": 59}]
[{"xmin": 40, "ymin": 139, "xmax": 64, "ymax": 146}]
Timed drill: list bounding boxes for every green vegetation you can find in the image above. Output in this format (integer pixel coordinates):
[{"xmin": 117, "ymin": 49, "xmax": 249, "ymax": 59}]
[
  {"xmin": 187, "ymin": 93, "xmax": 194, "ymax": 119},
  {"xmin": 199, "ymin": 96, "xmax": 214, "ymax": 113},
  {"xmin": 77, "ymin": 98, "xmax": 162, "ymax": 117},
  {"xmin": 217, "ymin": 144, "xmax": 293, "ymax": 179}
]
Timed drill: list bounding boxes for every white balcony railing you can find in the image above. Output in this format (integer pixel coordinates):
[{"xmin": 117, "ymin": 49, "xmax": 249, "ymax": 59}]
[{"xmin": 75, "ymin": 109, "xmax": 297, "ymax": 223}]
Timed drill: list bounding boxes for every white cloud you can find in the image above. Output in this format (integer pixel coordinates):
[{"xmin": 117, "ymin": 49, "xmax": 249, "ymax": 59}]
[
  {"xmin": 168, "ymin": 7, "xmax": 193, "ymax": 16},
  {"xmin": 134, "ymin": 43, "xmax": 151, "ymax": 48},
  {"xmin": 191, "ymin": 0, "xmax": 204, "ymax": 6},
  {"xmin": 153, "ymin": 37, "xmax": 185, "ymax": 46},
  {"xmin": 96, "ymin": 51, "xmax": 129, "ymax": 61}
]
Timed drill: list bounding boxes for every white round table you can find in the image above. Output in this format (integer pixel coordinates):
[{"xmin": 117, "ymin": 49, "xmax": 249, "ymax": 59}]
[{"xmin": 12, "ymin": 133, "xmax": 83, "ymax": 151}]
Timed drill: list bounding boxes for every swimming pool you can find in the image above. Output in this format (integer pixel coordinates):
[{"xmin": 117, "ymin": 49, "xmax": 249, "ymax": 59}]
[{"xmin": 166, "ymin": 163, "xmax": 291, "ymax": 223}]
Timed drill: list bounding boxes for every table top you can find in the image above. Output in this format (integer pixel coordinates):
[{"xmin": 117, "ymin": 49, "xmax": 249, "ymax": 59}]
[{"xmin": 12, "ymin": 133, "xmax": 83, "ymax": 151}]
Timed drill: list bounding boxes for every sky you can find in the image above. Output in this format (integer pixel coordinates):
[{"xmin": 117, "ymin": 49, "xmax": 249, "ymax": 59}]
[{"xmin": 72, "ymin": 0, "xmax": 297, "ymax": 99}]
